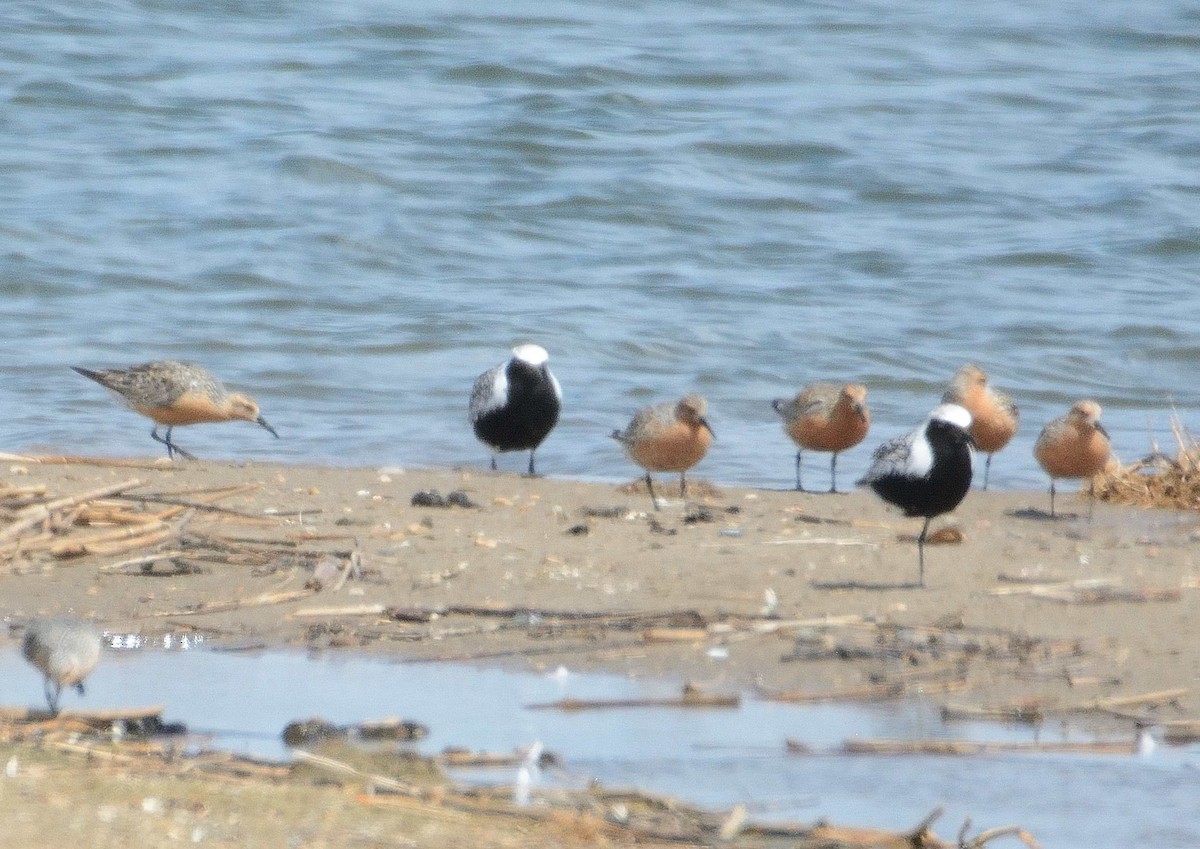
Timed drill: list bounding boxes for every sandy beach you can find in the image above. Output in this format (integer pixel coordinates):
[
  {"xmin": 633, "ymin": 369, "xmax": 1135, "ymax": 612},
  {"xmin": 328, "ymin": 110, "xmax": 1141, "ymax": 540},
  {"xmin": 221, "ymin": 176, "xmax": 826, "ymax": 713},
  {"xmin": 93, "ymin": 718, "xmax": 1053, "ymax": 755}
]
[{"xmin": 2, "ymin": 455, "xmax": 1197, "ymax": 847}]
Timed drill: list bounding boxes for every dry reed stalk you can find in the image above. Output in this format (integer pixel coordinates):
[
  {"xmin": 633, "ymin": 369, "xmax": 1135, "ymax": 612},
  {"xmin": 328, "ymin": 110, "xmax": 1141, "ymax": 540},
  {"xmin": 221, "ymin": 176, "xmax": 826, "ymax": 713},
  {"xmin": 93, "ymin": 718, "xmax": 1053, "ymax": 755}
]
[{"xmin": 0, "ymin": 478, "xmax": 143, "ymax": 543}]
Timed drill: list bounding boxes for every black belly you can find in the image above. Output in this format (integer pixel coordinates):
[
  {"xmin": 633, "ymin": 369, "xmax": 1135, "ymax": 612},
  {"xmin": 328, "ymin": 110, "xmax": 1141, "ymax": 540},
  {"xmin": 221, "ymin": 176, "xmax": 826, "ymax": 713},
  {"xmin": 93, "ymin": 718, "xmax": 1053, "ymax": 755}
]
[{"xmin": 473, "ymin": 391, "xmax": 560, "ymax": 452}]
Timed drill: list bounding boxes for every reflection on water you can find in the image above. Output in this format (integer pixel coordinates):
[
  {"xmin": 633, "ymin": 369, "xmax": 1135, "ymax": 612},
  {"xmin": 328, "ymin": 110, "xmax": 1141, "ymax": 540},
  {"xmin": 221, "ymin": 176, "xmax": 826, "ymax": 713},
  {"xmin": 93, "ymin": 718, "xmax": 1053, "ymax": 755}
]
[{"xmin": 1, "ymin": 646, "xmax": 1197, "ymax": 847}]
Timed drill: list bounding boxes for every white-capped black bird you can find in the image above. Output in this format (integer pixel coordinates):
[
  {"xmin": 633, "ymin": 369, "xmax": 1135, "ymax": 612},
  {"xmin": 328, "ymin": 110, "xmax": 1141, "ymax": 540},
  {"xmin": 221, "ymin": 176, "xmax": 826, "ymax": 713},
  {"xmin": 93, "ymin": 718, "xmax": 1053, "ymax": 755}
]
[
  {"xmin": 858, "ymin": 403, "xmax": 974, "ymax": 587},
  {"xmin": 469, "ymin": 344, "xmax": 562, "ymax": 475}
]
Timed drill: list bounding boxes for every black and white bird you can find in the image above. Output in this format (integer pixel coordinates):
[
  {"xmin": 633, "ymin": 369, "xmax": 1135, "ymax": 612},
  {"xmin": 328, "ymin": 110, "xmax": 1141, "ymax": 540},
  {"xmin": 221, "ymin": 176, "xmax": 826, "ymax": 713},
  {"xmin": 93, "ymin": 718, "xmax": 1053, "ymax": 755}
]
[
  {"xmin": 469, "ymin": 344, "xmax": 562, "ymax": 475},
  {"xmin": 857, "ymin": 403, "xmax": 975, "ymax": 587}
]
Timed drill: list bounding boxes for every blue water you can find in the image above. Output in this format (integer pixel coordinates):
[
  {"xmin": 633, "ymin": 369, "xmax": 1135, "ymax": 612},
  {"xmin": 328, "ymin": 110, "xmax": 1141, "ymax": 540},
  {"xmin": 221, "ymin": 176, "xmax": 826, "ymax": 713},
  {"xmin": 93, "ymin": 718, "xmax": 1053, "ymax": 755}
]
[
  {"xmin": 2, "ymin": 2, "xmax": 1198, "ymax": 488},
  {"xmin": 1, "ymin": 646, "xmax": 1198, "ymax": 848}
]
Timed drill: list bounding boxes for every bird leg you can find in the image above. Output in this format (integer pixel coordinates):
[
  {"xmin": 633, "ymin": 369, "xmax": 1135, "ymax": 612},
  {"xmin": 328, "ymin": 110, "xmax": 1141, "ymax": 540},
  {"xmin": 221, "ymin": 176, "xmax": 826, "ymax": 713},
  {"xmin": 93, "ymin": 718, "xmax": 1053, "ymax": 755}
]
[
  {"xmin": 1049, "ymin": 480, "xmax": 1057, "ymax": 518},
  {"xmin": 1088, "ymin": 479, "xmax": 1095, "ymax": 521},
  {"xmin": 527, "ymin": 451, "xmax": 538, "ymax": 477},
  {"xmin": 45, "ymin": 678, "xmax": 61, "ymax": 716},
  {"xmin": 982, "ymin": 454, "xmax": 993, "ymax": 490},
  {"xmin": 794, "ymin": 451, "xmax": 805, "ymax": 492},
  {"xmin": 152, "ymin": 426, "xmax": 197, "ymax": 461},
  {"xmin": 645, "ymin": 473, "xmax": 660, "ymax": 511},
  {"xmin": 917, "ymin": 517, "xmax": 931, "ymax": 588},
  {"xmin": 829, "ymin": 453, "xmax": 839, "ymax": 494},
  {"xmin": 679, "ymin": 472, "xmax": 687, "ymax": 498},
  {"xmin": 490, "ymin": 456, "xmax": 498, "ymax": 471}
]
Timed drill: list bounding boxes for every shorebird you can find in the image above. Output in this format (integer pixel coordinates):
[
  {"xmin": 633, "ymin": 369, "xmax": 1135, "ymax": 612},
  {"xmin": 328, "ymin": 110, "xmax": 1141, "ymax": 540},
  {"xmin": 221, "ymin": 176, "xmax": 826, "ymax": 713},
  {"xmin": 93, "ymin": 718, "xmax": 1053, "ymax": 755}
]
[
  {"xmin": 858, "ymin": 403, "xmax": 975, "ymax": 587},
  {"xmin": 941, "ymin": 364, "xmax": 1019, "ymax": 490},
  {"xmin": 612, "ymin": 394, "xmax": 714, "ymax": 510},
  {"xmin": 772, "ymin": 383, "xmax": 870, "ymax": 492},
  {"xmin": 1034, "ymin": 400, "xmax": 1111, "ymax": 518},
  {"xmin": 72, "ymin": 361, "xmax": 278, "ymax": 460},
  {"xmin": 469, "ymin": 344, "xmax": 562, "ymax": 476},
  {"xmin": 22, "ymin": 618, "xmax": 102, "ymax": 715}
]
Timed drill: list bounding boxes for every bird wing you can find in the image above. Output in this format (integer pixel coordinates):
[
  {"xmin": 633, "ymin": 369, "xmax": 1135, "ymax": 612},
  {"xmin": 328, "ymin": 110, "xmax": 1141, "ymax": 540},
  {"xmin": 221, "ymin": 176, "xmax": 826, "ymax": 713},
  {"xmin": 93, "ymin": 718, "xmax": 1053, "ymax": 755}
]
[
  {"xmin": 468, "ymin": 364, "xmax": 506, "ymax": 423},
  {"xmin": 858, "ymin": 431, "xmax": 917, "ymax": 484}
]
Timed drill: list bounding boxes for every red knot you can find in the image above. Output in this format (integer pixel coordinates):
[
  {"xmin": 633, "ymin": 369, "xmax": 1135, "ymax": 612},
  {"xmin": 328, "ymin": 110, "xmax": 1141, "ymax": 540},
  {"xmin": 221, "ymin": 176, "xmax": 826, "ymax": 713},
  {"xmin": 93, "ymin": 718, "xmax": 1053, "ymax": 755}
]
[
  {"xmin": 72, "ymin": 361, "xmax": 278, "ymax": 460},
  {"xmin": 22, "ymin": 617, "xmax": 102, "ymax": 715},
  {"xmin": 858, "ymin": 403, "xmax": 974, "ymax": 587},
  {"xmin": 469, "ymin": 344, "xmax": 561, "ymax": 476},
  {"xmin": 1034, "ymin": 400, "xmax": 1110, "ymax": 518},
  {"xmin": 772, "ymin": 382, "xmax": 870, "ymax": 492},
  {"xmin": 942, "ymin": 364, "xmax": 1019, "ymax": 490},
  {"xmin": 612, "ymin": 394, "xmax": 713, "ymax": 510}
]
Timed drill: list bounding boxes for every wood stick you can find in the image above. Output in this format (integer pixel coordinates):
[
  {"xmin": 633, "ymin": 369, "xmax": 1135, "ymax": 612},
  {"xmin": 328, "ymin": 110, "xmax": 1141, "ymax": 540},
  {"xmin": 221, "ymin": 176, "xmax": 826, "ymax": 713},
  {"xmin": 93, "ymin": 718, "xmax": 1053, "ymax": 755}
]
[
  {"xmin": 144, "ymin": 588, "xmax": 317, "ymax": 617},
  {"xmin": 842, "ymin": 738, "xmax": 1135, "ymax": 756},
  {"xmin": 290, "ymin": 604, "xmax": 387, "ymax": 618},
  {"xmin": 527, "ymin": 692, "xmax": 740, "ymax": 711},
  {"xmin": 45, "ymin": 521, "xmax": 172, "ymax": 557},
  {"xmin": 1065, "ymin": 688, "xmax": 1187, "ymax": 714},
  {"xmin": 758, "ymin": 682, "xmax": 904, "ymax": 703}
]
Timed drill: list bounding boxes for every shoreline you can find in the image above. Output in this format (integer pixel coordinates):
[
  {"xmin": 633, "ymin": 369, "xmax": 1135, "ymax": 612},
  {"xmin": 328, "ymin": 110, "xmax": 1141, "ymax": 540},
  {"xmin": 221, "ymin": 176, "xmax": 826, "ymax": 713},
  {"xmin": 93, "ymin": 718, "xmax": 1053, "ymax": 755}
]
[{"xmin": 1, "ymin": 453, "xmax": 1196, "ymax": 726}]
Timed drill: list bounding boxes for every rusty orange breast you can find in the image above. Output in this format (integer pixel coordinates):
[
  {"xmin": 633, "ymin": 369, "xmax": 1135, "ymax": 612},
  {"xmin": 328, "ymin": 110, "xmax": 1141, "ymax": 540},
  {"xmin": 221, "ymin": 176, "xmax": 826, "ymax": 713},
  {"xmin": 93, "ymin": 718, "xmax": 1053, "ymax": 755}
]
[{"xmin": 629, "ymin": 421, "xmax": 712, "ymax": 472}]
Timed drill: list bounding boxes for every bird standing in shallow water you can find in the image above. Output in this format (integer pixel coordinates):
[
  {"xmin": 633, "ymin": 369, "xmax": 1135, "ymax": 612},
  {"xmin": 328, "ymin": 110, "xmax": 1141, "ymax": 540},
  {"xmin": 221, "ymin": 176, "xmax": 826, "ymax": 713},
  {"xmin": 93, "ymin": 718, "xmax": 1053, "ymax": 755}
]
[
  {"xmin": 469, "ymin": 344, "xmax": 562, "ymax": 476},
  {"xmin": 612, "ymin": 394, "xmax": 713, "ymax": 510},
  {"xmin": 1034, "ymin": 400, "xmax": 1111, "ymax": 518},
  {"xmin": 858, "ymin": 403, "xmax": 975, "ymax": 587},
  {"xmin": 941, "ymin": 364, "xmax": 1018, "ymax": 490},
  {"xmin": 72, "ymin": 361, "xmax": 278, "ymax": 460},
  {"xmin": 22, "ymin": 618, "xmax": 102, "ymax": 715},
  {"xmin": 772, "ymin": 382, "xmax": 870, "ymax": 492}
]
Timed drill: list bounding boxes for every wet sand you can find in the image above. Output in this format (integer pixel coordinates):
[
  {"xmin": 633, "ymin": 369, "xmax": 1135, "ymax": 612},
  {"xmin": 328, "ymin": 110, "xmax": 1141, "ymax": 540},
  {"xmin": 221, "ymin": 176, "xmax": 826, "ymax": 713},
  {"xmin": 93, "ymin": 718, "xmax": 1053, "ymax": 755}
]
[
  {"xmin": 3, "ymin": 455, "xmax": 1198, "ymax": 848},
  {"xmin": 3, "ymin": 455, "xmax": 1198, "ymax": 713}
]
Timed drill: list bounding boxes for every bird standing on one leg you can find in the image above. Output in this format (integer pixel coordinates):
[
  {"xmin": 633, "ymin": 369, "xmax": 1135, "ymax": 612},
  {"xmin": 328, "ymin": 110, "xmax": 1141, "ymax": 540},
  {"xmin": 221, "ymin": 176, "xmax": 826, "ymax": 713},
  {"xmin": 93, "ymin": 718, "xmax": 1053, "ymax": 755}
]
[
  {"xmin": 612, "ymin": 394, "xmax": 714, "ymax": 510},
  {"xmin": 469, "ymin": 344, "xmax": 562, "ymax": 476},
  {"xmin": 858, "ymin": 403, "xmax": 975, "ymax": 587},
  {"xmin": 72, "ymin": 361, "xmax": 278, "ymax": 460},
  {"xmin": 1034, "ymin": 400, "xmax": 1111, "ymax": 518},
  {"xmin": 772, "ymin": 383, "xmax": 870, "ymax": 492},
  {"xmin": 941, "ymin": 364, "xmax": 1018, "ymax": 490},
  {"xmin": 22, "ymin": 618, "xmax": 103, "ymax": 716}
]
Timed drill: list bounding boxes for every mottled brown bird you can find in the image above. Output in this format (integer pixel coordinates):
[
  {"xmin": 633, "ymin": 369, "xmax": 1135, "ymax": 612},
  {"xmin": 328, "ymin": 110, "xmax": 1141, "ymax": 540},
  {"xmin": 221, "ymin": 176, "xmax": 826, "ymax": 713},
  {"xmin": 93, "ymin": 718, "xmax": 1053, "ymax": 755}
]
[
  {"xmin": 22, "ymin": 618, "xmax": 103, "ymax": 715},
  {"xmin": 73, "ymin": 360, "xmax": 278, "ymax": 460},
  {"xmin": 772, "ymin": 383, "xmax": 870, "ymax": 492},
  {"xmin": 941, "ymin": 364, "xmax": 1018, "ymax": 490},
  {"xmin": 613, "ymin": 394, "xmax": 714, "ymax": 510},
  {"xmin": 1034, "ymin": 400, "xmax": 1110, "ymax": 518}
]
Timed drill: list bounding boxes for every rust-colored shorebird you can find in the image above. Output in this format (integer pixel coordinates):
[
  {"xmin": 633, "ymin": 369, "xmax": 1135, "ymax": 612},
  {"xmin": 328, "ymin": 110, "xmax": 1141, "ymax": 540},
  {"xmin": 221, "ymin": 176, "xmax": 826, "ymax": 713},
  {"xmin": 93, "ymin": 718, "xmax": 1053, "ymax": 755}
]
[
  {"xmin": 942, "ymin": 364, "xmax": 1019, "ymax": 489},
  {"xmin": 72, "ymin": 361, "xmax": 278, "ymax": 460},
  {"xmin": 1034, "ymin": 400, "xmax": 1111, "ymax": 518},
  {"xmin": 612, "ymin": 394, "xmax": 714, "ymax": 510},
  {"xmin": 772, "ymin": 383, "xmax": 870, "ymax": 492},
  {"xmin": 22, "ymin": 618, "xmax": 102, "ymax": 715}
]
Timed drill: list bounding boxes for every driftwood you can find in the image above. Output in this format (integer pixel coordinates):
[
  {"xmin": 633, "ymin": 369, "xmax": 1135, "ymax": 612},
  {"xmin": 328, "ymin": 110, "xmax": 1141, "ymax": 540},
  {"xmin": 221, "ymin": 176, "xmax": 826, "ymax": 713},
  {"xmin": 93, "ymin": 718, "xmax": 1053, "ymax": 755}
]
[
  {"xmin": 528, "ymin": 684, "xmax": 739, "ymax": 712},
  {"xmin": 987, "ymin": 577, "xmax": 1186, "ymax": 605},
  {"xmin": 145, "ymin": 588, "xmax": 317, "ymax": 617},
  {"xmin": 840, "ymin": 738, "xmax": 1136, "ymax": 756},
  {"xmin": 0, "ymin": 478, "xmax": 144, "ymax": 545},
  {"xmin": 759, "ymin": 682, "xmax": 905, "ymax": 703}
]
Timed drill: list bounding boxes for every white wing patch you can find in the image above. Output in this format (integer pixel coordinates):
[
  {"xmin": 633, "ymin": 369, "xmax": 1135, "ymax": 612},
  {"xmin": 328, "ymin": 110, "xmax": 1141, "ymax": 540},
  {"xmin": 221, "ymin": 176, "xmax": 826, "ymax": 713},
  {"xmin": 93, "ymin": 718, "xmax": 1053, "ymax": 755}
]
[{"xmin": 469, "ymin": 364, "xmax": 508, "ymax": 422}]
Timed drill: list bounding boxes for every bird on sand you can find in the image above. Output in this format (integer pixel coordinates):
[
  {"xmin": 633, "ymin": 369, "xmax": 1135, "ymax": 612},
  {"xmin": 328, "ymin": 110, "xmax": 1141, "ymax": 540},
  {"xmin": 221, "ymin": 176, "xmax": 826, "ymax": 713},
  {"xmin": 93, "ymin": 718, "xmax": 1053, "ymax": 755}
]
[
  {"xmin": 612, "ymin": 394, "xmax": 713, "ymax": 510},
  {"xmin": 72, "ymin": 361, "xmax": 278, "ymax": 460},
  {"xmin": 22, "ymin": 618, "xmax": 103, "ymax": 715},
  {"xmin": 858, "ymin": 403, "xmax": 975, "ymax": 587},
  {"xmin": 772, "ymin": 382, "xmax": 870, "ymax": 493},
  {"xmin": 941, "ymin": 364, "xmax": 1018, "ymax": 490},
  {"xmin": 1034, "ymin": 400, "xmax": 1111, "ymax": 518},
  {"xmin": 469, "ymin": 344, "xmax": 562, "ymax": 476}
]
